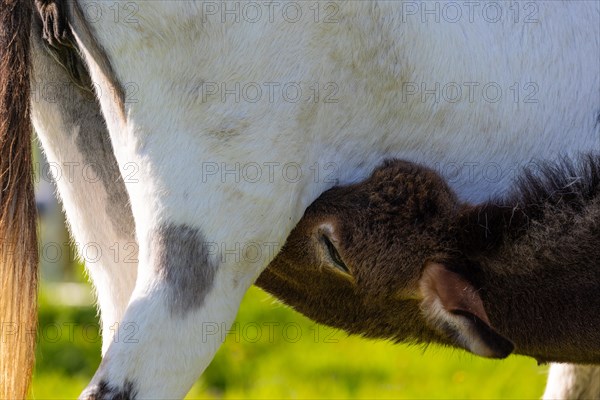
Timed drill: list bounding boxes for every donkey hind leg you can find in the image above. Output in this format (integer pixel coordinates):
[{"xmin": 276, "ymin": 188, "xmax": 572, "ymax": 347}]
[
  {"xmin": 78, "ymin": 169, "xmax": 304, "ymax": 397},
  {"xmin": 543, "ymin": 364, "xmax": 600, "ymax": 400},
  {"xmin": 30, "ymin": 18, "xmax": 137, "ymax": 354},
  {"xmin": 71, "ymin": 99, "xmax": 309, "ymax": 396}
]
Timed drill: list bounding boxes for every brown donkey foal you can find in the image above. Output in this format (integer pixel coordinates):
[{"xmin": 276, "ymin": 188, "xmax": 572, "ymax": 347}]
[{"xmin": 256, "ymin": 156, "xmax": 600, "ymax": 364}]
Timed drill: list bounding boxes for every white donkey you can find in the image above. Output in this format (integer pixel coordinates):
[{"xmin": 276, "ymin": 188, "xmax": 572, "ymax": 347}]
[{"xmin": 0, "ymin": 1, "xmax": 598, "ymax": 398}]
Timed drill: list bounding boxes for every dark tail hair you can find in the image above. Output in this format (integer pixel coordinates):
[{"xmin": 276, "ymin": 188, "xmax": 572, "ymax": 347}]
[{"xmin": 0, "ymin": 1, "xmax": 38, "ymax": 398}]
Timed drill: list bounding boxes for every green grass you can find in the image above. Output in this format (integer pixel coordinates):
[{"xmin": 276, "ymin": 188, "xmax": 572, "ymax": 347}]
[{"xmin": 31, "ymin": 286, "xmax": 548, "ymax": 399}]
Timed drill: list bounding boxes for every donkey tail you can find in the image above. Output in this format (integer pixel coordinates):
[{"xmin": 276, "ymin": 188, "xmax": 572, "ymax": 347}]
[{"xmin": 0, "ymin": 1, "xmax": 38, "ymax": 398}]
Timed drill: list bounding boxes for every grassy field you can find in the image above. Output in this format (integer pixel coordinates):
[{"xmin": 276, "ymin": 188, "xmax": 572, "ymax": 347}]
[{"xmin": 30, "ymin": 283, "xmax": 548, "ymax": 399}]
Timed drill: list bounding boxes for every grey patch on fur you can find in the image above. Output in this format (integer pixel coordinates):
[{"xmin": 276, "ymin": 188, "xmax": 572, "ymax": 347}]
[
  {"xmin": 150, "ymin": 224, "xmax": 218, "ymax": 314},
  {"xmin": 74, "ymin": 114, "xmax": 135, "ymax": 238},
  {"xmin": 207, "ymin": 118, "xmax": 249, "ymax": 142},
  {"xmin": 32, "ymin": 16, "xmax": 135, "ymax": 238}
]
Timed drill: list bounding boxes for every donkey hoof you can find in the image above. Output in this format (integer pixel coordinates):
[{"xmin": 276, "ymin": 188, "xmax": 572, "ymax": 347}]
[{"xmin": 79, "ymin": 380, "xmax": 137, "ymax": 400}]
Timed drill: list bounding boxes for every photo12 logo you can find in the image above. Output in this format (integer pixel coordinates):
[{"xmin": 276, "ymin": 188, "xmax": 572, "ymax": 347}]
[
  {"xmin": 402, "ymin": 81, "xmax": 539, "ymax": 104},
  {"xmin": 196, "ymin": 81, "xmax": 339, "ymax": 104},
  {"xmin": 199, "ymin": 1, "xmax": 341, "ymax": 24},
  {"xmin": 400, "ymin": 1, "xmax": 540, "ymax": 24},
  {"xmin": 201, "ymin": 322, "xmax": 340, "ymax": 344},
  {"xmin": 200, "ymin": 161, "xmax": 339, "ymax": 184}
]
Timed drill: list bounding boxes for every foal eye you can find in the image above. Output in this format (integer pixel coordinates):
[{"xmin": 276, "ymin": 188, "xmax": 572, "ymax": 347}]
[{"xmin": 321, "ymin": 235, "xmax": 351, "ymax": 275}]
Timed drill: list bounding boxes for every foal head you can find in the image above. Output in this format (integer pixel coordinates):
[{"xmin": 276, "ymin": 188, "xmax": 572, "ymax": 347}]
[{"xmin": 256, "ymin": 159, "xmax": 514, "ymax": 358}]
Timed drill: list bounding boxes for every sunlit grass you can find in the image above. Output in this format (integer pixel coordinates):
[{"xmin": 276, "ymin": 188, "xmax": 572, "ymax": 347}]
[{"xmin": 31, "ymin": 286, "xmax": 548, "ymax": 399}]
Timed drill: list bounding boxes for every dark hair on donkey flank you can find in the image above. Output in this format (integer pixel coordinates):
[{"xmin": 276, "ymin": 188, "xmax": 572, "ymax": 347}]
[{"xmin": 513, "ymin": 154, "xmax": 600, "ymax": 213}]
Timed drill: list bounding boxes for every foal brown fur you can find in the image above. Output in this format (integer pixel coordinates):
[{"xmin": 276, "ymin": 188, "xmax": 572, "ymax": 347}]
[
  {"xmin": 0, "ymin": 1, "xmax": 38, "ymax": 397},
  {"xmin": 257, "ymin": 156, "xmax": 600, "ymax": 363}
]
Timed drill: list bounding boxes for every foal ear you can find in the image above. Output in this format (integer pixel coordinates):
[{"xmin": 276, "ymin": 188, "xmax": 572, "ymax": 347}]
[{"xmin": 419, "ymin": 262, "xmax": 514, "ymax": 359}]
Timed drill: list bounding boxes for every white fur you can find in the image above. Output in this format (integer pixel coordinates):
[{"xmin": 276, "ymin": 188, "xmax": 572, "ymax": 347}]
[
  {"xmin": 51, "ymin": 1, "xmax": 600, "ymax": 397},
  {"xmin": 543, "ymin": 364, "xmax": 600, "ymax": 400}
]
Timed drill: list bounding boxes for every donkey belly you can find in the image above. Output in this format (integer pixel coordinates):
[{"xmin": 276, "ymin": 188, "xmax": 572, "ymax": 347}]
[
  {"xmin": 89, "ymin": 1, "xmax": 600, "ymax": 204},
  {"xmin": 301, "ymin": 1, "xmax": 600, "ymax": 202}
]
